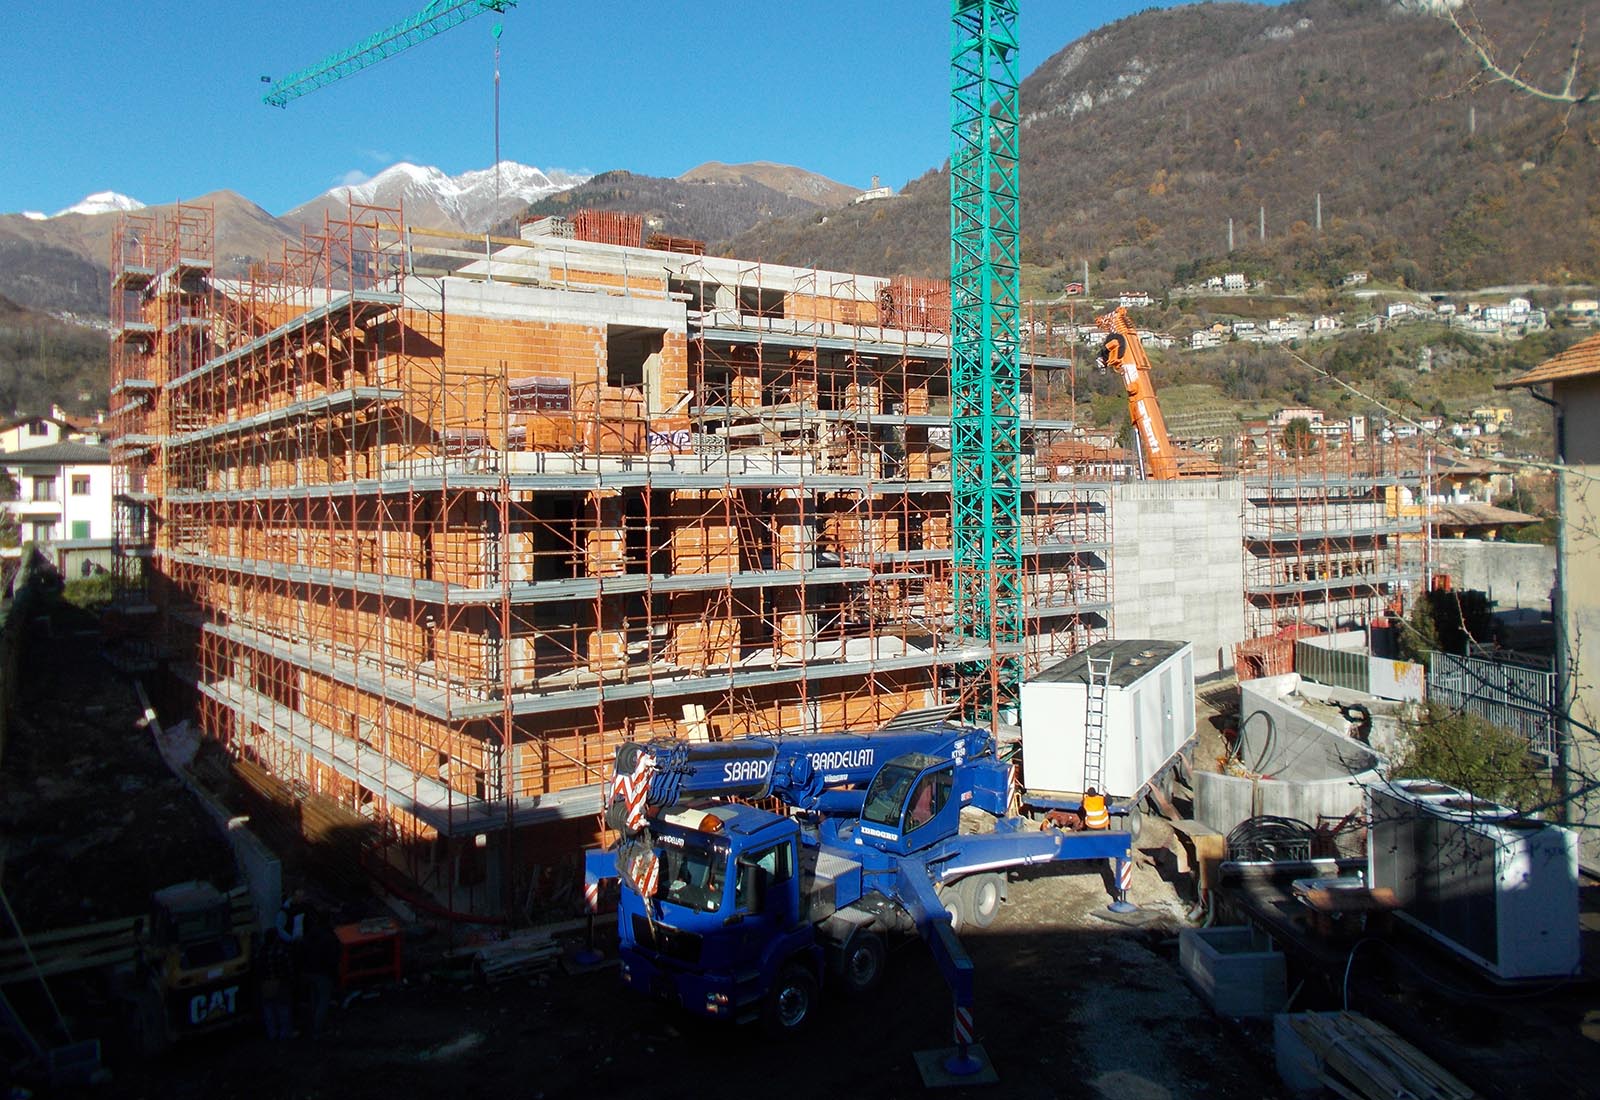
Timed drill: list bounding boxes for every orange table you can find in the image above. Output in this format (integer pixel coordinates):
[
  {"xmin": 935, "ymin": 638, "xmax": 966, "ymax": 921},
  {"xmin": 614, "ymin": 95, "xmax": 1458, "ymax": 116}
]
[{"xmin": 334, "ymin": 918, "xmax": 404, "ymax": 989}]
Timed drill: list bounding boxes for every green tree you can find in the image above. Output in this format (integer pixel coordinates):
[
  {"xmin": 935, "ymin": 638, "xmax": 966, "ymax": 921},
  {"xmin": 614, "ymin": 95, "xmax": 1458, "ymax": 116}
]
[
  {"xmin": 1493, "ymin": 485, "xmax": 1537, "ymax": 515},
  {"xmin": 0, "ymin": 471, "xmax": 18, "ymax": 551},
  {"xmin": 1282, "ymin": 416, "xmax": 1316, "ymax": 456},
  {"xmin": 1396, "ymin": 595, "xmax": 1438, "ymax": 667},
  {"xmin": 1392, "ymin": 705, "xmax": 1554, "ymax": 814}
]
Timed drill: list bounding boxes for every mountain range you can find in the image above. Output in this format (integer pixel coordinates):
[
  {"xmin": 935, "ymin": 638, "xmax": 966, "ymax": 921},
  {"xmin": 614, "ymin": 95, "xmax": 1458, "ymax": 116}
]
[
  {"xmin": 6, "ymin": 0, "xmax": 1598, "ymax": 330},
  {"xmin": 0, "ymin": 160, "xmax": 857, "ymax": 316}
]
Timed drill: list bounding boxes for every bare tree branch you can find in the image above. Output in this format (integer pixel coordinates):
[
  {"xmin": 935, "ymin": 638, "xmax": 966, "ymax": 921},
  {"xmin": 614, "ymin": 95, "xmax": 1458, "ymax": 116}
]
[{"xmin": 1442, "ymin": 2, "xmax": 1595, "ymax": 138}]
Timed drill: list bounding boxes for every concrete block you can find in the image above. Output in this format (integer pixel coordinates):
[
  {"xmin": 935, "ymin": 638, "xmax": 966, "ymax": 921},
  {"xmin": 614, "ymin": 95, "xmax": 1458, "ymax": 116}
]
[{"xmin": 1179, "ymin": 926, "xmax": 1287, "ymax": 1018}]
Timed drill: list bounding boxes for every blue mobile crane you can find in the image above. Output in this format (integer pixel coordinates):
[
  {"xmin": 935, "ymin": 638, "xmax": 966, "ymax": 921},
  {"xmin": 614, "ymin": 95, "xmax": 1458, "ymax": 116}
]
[{"xmin": 582, "ymin": 723, "xmax": 1134, "ymax": 1063}]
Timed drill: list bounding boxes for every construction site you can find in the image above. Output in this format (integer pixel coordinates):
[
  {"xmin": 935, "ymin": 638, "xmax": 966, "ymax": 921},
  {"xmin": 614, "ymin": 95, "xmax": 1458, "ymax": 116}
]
[
  {"xmin": 2, "ymin": 2, "xmax": 1587, "ymax": 1096},
  {"xmin": 101, "ymin": 195, "xmax": 1441, "ymax": 919},
  {"xmin": 104, "ymin": 199, "xmax": 1110, "ymax": 913}
]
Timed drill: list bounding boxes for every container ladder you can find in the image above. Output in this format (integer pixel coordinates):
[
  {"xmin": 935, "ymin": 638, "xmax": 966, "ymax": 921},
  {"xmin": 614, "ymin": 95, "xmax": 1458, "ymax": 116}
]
[{"xmin": 1083, "ymin": 656, "xmax": 1113, "ymax": 792}]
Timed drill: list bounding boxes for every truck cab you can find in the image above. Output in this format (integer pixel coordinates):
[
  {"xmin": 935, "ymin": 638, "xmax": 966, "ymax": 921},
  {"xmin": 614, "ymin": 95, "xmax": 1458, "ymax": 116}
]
[{"xmin": 615, "ymin": 805, "xmax": 818, "ymax": 1029}]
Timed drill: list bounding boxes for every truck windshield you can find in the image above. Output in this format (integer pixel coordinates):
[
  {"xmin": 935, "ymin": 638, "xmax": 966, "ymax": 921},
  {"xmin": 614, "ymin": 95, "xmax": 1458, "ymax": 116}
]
[
  {"xmin": 862, "ymin": 762, "xmax": 920, "ymax": 827},
  {"xmin": 659, "ymin": 839, "xmax": 728, "ymax": 913}
]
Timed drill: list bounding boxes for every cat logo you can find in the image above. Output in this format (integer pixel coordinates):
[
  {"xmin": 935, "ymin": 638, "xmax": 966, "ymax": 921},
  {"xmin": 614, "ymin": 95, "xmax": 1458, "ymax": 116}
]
[{"xmin": 188, "ymin": 985, "xmax": 240, "ymax": 1025}]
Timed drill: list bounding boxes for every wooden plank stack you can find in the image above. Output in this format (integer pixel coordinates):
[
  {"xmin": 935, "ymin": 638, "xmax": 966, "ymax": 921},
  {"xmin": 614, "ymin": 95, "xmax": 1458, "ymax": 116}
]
[
  {"xmin": 470, "ymin": 932, "xmax": 561, "ymax": 985},
  {"xmin": 1280, "ymin": 1012, "xmax": 1477, "ymax": 1100}
]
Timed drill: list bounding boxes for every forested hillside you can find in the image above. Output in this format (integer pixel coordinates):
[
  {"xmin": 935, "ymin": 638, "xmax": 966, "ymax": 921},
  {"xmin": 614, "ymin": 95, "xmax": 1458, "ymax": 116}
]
[{"xmin": 727, "ymin": 0, "xmax": 1600, "ymax": 293}]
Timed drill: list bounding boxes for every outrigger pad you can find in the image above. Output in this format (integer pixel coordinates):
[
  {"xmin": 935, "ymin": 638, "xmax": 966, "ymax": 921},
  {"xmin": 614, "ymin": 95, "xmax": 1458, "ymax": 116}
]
[{"xmin": 914, "ymin": 1045, "xmax": 1000, "ymax": 1088}]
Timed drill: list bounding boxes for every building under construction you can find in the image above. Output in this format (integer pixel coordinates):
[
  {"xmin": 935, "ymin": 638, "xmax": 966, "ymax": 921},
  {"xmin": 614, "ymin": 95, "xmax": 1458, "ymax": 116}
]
[{"xmin": 108, "ymin": 203, "xmax": 1111, "ymax": 914}]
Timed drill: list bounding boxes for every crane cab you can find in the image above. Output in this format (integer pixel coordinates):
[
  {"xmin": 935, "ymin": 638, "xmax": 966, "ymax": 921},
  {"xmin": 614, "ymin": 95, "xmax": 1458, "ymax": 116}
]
[{"xmin": 852, "ymin": 752, "xmax": 965, "ymax": 856}]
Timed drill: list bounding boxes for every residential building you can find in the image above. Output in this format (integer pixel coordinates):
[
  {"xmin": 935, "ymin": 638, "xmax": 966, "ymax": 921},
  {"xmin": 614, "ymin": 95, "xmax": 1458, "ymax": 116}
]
[
  {"xmin": 1500, "ymin": 333, "xmax": 1600, "ymax": 870},
  {"xmin": 1271, "ymin": 406, "xmax": 1325, "ymax": 427},
  {"xmin": 109, "ymin": 204, "xmax": 1111, "ymax": 915},
  {"xmin": 1, "ymin": 441, "xmax": 114, "ymax": 553},
  {"xmin": 0, "ymin": 414, "xmax": 71, "ymax": 454}
]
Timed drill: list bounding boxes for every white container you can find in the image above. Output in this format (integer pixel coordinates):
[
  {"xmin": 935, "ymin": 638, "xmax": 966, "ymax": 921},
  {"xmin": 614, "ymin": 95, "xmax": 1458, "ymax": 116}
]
[
  {"xmin": 1367, "ymin": 777, "xmax": 1579, "ymax": 980},
  {"xmin": 1019, "ymin": 639, "xmax": 1195, "ymax": 800}
]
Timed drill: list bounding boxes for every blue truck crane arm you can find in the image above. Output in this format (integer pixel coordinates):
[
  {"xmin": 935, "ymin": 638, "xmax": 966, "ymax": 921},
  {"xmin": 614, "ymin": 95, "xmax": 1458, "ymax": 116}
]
[{"xmin": 602, "ymin": 724, "xmax": 994, "ymax": 829}]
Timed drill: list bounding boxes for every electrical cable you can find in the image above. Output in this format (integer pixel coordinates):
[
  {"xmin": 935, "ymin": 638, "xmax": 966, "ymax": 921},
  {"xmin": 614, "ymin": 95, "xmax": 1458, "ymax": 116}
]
[
  {"xmin": 1342, "ymin": 936, "xmax": 1381, "ymax": 1010},
  {"xmin": 1225, "ymin": 814, "xmax": 1315, "ymax": 861}
]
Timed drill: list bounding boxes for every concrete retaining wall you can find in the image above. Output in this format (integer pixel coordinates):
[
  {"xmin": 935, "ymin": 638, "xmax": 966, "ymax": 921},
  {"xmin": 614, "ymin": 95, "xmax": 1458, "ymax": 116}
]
[
  {"xmin": 1196, "ymin": 674, "xmax": 1382, "ymax": 836},
  {"xmin": 1113, "ymin": 481, "xmax": 1246, "ymax": 677},
  {"xmin": 1431, "ymin": 539, "xmax": 1555, "ymax": 610}
]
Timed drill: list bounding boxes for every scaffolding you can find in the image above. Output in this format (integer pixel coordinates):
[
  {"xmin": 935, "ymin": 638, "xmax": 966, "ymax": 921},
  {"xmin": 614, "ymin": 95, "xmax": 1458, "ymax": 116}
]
[
  {"xmin": 1240, "ymin": 436, "xmax": 1424, "ymax": 643},
  {"xmin": 110, "ymin": 204, "xmax": 1114, "ymax": 917}
]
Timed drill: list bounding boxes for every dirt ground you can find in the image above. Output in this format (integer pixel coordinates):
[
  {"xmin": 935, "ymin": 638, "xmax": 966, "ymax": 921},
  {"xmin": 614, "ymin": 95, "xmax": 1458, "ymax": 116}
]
[
  {"xmin": 98, "ymin": 859, "xmax": 1283, "ymax": 1100},
  {"xmin": 0, "ymin": 598, "xmax": 234, "ymax": 928},
  {"xmin": 12, "ymin": 647, "xmax": 1285, "ymax": 1099},
  {"xmin": 23, "ymin": 651, "xmax": 1596, "ymax": 1099}
]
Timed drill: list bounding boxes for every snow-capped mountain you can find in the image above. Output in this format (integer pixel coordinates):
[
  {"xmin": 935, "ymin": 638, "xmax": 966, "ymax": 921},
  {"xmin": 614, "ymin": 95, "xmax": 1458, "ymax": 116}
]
[
  {"xmin": 284, "ymin": 161, "xmax": 588, "ymax": 233},
  {"xmin": 52, "ymin": 191, "xmax": 146, "ymax": 218}
]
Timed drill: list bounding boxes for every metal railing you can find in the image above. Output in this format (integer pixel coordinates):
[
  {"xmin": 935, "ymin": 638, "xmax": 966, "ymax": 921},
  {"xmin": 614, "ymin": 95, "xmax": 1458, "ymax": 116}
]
[{"xmin": 1427, "ymin": 651, "xmax": 1558, "ymax": 758}]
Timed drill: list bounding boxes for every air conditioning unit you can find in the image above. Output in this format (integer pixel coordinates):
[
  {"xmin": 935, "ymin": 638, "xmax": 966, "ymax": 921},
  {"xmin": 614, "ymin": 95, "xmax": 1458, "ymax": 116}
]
[{"xmin": 1367, "ymin": 778, "xmax": 1578, "ymax": 980}]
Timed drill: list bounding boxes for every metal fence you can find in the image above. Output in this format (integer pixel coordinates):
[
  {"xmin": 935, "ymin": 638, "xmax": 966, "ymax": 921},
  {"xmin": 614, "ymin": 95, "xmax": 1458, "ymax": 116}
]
[
  {"xmin": 1295, "ymin": 639, "xmax": 1369, "ymax": 694},
  {"xmin": 1427, "ymin": 651, "xmax": 1558, "ymax": 758}
]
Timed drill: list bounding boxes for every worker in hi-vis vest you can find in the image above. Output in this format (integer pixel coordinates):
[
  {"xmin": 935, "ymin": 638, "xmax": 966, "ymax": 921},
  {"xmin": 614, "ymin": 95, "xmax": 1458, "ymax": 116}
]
[{"xmin": 1082, "ymin": 788, "xmax": 1109, "ymax": 830}]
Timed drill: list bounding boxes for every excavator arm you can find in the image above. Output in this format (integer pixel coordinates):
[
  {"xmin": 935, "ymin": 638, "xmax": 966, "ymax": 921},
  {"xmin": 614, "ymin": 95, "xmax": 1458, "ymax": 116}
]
[{"xmin": 1095, "ymin": 306, "xmax": 1180, "ymax": 480}]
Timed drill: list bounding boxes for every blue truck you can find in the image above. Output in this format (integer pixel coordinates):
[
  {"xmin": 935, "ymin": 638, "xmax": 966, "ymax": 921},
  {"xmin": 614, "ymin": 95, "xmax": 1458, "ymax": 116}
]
[{"xmin": 583, "ymin": 722, "xmax": 1134, "ymax": 1047}]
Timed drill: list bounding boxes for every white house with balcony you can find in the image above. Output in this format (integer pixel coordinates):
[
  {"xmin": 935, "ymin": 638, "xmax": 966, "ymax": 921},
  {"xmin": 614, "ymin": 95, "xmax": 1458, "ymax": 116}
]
[
  {"xmin": 0, "ymin": 407, "xmax": 106, "ymax": 454},
  {"xmin": 2, "ymin": 442, "xmax": 115, "ymax": 572}
]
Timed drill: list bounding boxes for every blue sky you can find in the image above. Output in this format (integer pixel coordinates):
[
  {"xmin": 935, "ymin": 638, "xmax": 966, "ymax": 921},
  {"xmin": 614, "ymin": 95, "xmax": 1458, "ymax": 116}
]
[{"xmin": 2, "ymin": 1, "xmax": 1263, "ymax": 216}]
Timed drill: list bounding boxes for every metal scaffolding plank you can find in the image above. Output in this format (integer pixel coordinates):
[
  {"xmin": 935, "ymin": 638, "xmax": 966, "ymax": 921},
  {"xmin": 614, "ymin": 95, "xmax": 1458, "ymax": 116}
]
[
  {"xmin": 695, "ymin": 325, "xmax": 1073, "ymax": 371},
  {"xmin": 204, "ymin": 618, "xmax": 1000, "ymax": 721},
  {"xmin": 202, "ymin": 678, "xmax": 602, "ymax": 832},
  {"xmin": 164, "ymin": 387, "xmax": 405, "ymax": 448},
  {"xmin": 165, "ymin": 289, "xmax": 402, "ymax": 392},
  {"xmin": 169, "ymin": 550, "xmax": 875, "ymax": 605}
]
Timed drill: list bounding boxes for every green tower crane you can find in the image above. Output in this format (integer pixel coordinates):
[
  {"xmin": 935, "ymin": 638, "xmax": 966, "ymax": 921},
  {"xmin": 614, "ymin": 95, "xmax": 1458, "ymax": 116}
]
[
  {"xmin": 263, "ymin": 0, "xmax": 516, "ymax": 108},
  {"xmin": 949, "ymin": 0, "xmax": 1024, "ymax": 717}
]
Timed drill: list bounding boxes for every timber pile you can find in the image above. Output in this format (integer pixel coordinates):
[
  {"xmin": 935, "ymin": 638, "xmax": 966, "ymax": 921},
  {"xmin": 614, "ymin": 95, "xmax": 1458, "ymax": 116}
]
[
  {"xmin": 469, "ymin": 932, "xmax": 561, "ymax": 985},
  {"xmin": 1284, "ymin": 1012, "xmax": 1477, "ymax": 1100}
]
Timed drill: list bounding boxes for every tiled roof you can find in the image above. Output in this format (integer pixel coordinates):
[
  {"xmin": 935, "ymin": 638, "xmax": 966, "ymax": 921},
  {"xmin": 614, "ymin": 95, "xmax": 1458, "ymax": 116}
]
[
  {"xmin": 1498, "ymin": 333, "xmax": 1600, "ymax": 388},
  {"xmin": 1432, "ymin": 502, "xmax": 1539, "ymax": 527},
  {"xmin": 1, "ymin": 442, "xmax": 112, "ymax": 465}
]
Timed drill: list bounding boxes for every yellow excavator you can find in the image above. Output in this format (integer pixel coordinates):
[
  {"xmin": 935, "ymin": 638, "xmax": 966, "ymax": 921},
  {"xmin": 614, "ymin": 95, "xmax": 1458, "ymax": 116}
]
[{"xmin": 1094, "ymin": 306, "xmax": 1180, "ymax": 480}]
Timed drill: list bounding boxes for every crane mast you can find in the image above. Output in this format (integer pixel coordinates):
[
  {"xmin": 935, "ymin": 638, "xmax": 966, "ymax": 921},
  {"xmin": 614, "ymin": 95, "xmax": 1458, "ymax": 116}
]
[
  {"xmin": 949, "ymin": 0, "xmax": 1024, "ymax": 718},
  {"xmin": 263, "ymin": 0, "xmax": 516, "ymax": 108}
]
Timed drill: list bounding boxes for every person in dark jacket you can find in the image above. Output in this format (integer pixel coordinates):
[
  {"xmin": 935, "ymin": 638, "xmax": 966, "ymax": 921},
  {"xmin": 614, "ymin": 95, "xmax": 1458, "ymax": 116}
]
[
  {"xmin": 258, "ymin": 929, "xmax": 295, "ymax": 1040},
  {"xmin": 299, "ymin": 910, "xmax": 342, "ymax": 1038}
]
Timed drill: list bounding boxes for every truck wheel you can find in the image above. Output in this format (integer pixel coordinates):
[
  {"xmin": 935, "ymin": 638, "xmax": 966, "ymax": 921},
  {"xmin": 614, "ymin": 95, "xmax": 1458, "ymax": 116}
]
[
  {"xmin": 963, "ymin": 874, "xmax": 1003, "ymax": 929},
  {"xmin": 939, "ymin": 885, "xmax": 966, "ymax": 933},
  {"xmin": 762, "ymin": 964, "xmax": 819, "ymax": 1036},
  {"xmin": 836, "ymin": 932, "xmax": 886, "ymax": 997}
]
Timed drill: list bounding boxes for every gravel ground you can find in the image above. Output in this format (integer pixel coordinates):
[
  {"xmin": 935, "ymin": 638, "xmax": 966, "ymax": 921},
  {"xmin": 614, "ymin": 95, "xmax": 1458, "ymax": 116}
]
[{"xmin": 95, "ymin": 857, "xmax": 1282, "ymax": 1100}]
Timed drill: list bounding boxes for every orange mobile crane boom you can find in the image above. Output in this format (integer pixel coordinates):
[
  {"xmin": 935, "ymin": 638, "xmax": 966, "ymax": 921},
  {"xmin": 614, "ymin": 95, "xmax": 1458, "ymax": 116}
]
[{"xmin": 1095, "ymin": 306, "xmax": 1179, "ymax": 480}]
